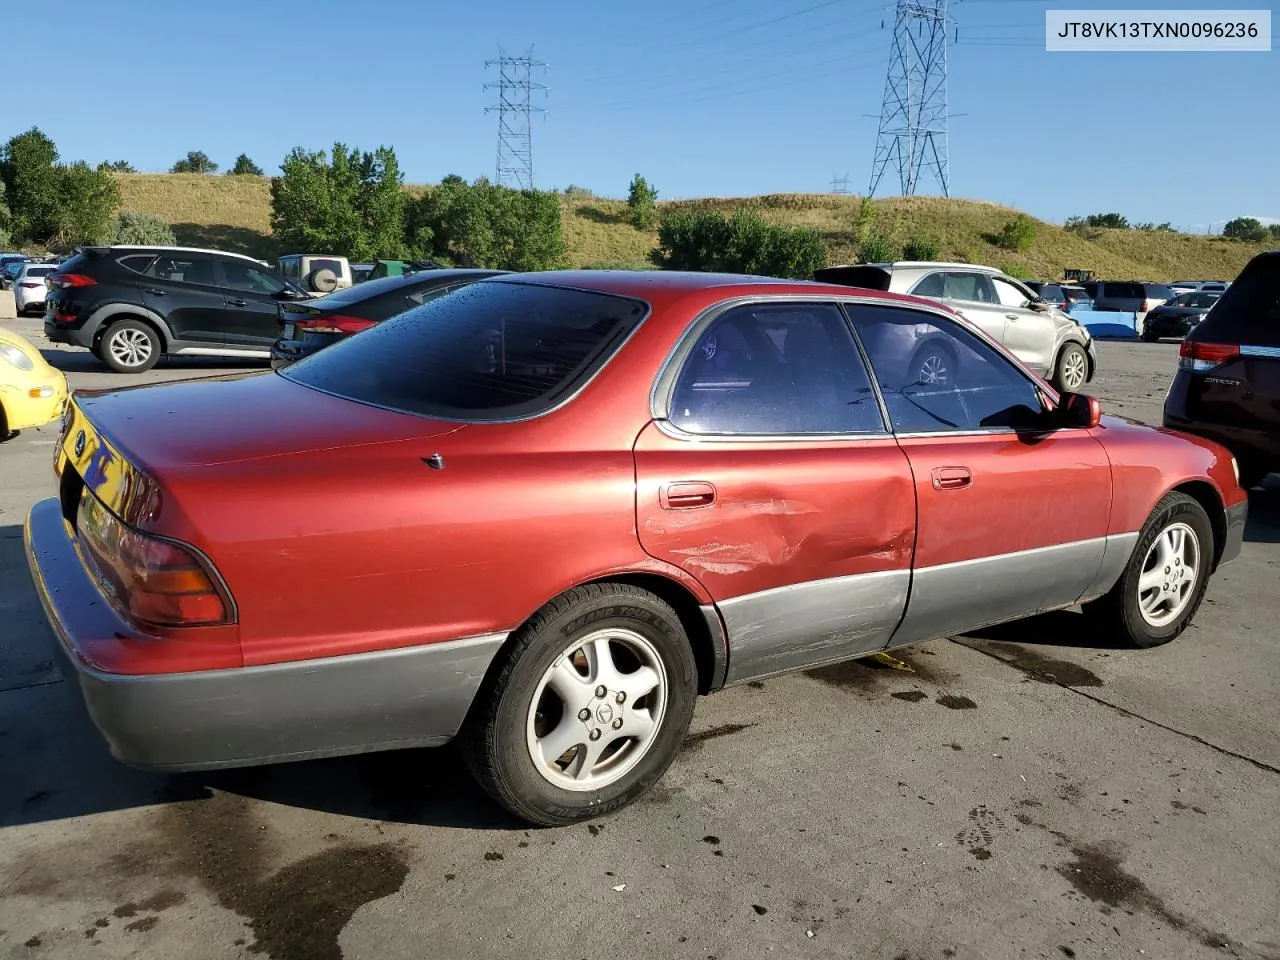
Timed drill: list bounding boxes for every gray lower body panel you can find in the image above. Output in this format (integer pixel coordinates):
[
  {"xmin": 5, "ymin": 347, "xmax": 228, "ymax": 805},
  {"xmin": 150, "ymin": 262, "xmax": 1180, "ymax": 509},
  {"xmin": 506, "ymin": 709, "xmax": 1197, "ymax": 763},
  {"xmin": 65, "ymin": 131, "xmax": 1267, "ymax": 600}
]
[
  {"xmin": 1077, "ymin": 532, "xmax": 1141, "ymax": 603},
  {"xmin": 1220, "ymin": 500, "xmax": 1247, "ymax": 568},
  {"xmin": 26, "ymin": 497, "xmax": 505, "ymax": 771},
  {"xmin": 721, "ymin": 570, "xmax": 909, "ymax": 685}
]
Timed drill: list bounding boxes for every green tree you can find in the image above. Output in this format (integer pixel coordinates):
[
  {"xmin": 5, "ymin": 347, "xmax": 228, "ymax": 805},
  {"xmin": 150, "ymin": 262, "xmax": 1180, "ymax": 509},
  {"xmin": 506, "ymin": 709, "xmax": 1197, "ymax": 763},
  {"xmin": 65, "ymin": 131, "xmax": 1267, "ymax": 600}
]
[
  {"xmin": 651, "ymin": 207, "xmax": 827, "ymax": 278},
  {"xmin": 627, "ymin": 173, "xmax": 659, "ymax": 230},
  {"xmin": 0, "ymin": 127, "xmax": 62, "ymax": 242},
  {"xmin": 98, "ymin": 160, "xmax": 136, "ymax": 173},
  {"xmin": 857, "ymin": 234, "xmax": 899, "ymax": 264},
  {"xmin": 405, "ymin": 176, "xmax": 566, "ymax": 271},
  {"xmin": 0, "ymin": 180, "xmax": 11, "ymax": 249},
  {"xmin": 997, "ymin": 214, "xmax": 1036, "ymax": 252},
  {"xmin": 171, "ymin": 151, "xmax": 218, "ymax": 174},
  {"xmin": 902, "ymin": 235, "xmax": 940, "ymax": 261},
  {"xmin": 229, "ymin": 153, "xmax": 264, "ymax": 176},
  {"xmin": 270, "ymin": 143, "xmax": 406, "ymax": 260},
  {"xmin": 1222, "ymin": 216, "xmax": 1268, "ymax": 242},
  {"xmin": 110, "ymin": 211, "xmax": 176, "ymax": 245},
  {"xmin": 1269, "ymin": 223, "xmax": 1280, "ymax": 241},
  {"xmin": 1084, "ymin": 212, "xmax": 1128, "ymax": 229},
  {"xmin": 55, "ymin": 162, "xmax": 121, "ymax": 246},
  {"xmin": 854, "ymin": 196, "xmax": 877, "ymax": 244}
]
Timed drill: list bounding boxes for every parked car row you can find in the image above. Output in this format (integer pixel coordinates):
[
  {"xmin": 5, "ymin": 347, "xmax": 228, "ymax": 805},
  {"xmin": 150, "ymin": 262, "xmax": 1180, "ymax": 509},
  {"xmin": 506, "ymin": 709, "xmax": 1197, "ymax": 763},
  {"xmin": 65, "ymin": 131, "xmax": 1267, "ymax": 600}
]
[{"xmin": 24, "ymin": 266, "xmax": 1250, "ymax": 827}]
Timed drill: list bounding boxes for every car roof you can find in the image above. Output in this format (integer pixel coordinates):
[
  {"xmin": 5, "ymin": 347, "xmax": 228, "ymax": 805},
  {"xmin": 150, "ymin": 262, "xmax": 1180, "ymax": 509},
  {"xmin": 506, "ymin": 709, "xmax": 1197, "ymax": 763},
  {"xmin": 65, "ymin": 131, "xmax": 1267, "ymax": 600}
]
[
  {"xmin": 85, "ymin": 245, "xmax": 268, "ymax": 265},
  {"xmin": 825, "ymin": 261, "xmax": 1005, "ymax": 275}
]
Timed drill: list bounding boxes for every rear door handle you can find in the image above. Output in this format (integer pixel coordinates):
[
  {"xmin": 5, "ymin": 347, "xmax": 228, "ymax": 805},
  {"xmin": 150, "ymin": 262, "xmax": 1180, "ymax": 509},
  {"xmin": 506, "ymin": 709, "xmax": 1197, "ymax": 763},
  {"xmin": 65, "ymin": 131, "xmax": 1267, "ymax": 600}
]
[
  {"xmin": 226, "ymin": 298, "xmax": 246, "ymax": 307},
  {"xmin": 661, "ymin": 481, "xmax": 717, "ymax": 509},
  {"xmin": 931, "ymin": 466, "xmax": 972, "ymax": 490}
]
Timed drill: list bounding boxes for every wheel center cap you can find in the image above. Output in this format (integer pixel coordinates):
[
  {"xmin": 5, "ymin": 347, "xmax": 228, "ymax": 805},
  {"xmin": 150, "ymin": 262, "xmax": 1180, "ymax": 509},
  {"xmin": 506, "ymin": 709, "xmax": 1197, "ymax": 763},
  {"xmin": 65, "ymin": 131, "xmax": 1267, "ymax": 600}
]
[{"xmin": 595, "ymin": 702, "xmax": 615, "ymax": 725}]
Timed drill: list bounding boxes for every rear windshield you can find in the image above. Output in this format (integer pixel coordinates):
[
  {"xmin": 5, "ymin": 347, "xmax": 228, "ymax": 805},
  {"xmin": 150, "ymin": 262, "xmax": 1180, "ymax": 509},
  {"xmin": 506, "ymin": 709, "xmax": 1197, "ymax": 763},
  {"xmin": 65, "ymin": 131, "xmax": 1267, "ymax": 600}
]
[
  {"xmin": 1100, "ymin": 282, "xmax": 1143, "ymax": 299},
  {"xmin": 812, "ymin": 266, "xmax": 892, "ymax": 291},
  {"xmin": 1197, "ymin": 255, "xmax": 1279, "ymax": 343},
  {"xmin": 24, "ymin": 266, "xmax": 54, "ymax": 277},
  {"xmin": 1145, "ymin": 284, "xmax": 1174, "ymax": 299},
  {"xmin": 1038, "ymin": 284, "xmax": 1064, "ymax": 300},
  {"xmin": 281, "ymin": 281, "xmax": 649, "ymax": 421}
]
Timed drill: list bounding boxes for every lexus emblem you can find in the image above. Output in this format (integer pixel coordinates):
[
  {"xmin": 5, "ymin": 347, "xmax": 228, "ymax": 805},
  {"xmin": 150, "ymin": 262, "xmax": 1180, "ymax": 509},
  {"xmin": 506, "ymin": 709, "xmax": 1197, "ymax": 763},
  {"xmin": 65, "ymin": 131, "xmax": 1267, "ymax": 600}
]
[{"xmin": 74, "ymin": 430, "xmax": 87, "ymax": 458}]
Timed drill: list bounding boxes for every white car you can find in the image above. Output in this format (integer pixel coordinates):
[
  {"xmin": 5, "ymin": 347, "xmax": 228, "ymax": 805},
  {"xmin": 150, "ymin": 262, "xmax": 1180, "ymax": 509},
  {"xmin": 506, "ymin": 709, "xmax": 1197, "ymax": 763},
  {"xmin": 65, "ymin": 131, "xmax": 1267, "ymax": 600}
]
[
  {"xmin": 12, "ymin": 262, "xmax": 57, "ymax": 315},
  {"xmin": 1170, "ymin": 280, "xmax": 1230, "ymax": 296}
]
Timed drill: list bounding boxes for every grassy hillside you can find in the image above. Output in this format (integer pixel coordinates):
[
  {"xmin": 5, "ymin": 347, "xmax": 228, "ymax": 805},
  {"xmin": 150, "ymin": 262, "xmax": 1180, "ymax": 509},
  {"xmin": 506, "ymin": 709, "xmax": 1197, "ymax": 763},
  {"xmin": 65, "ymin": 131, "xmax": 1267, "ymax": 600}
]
[{"xmin": 114, "ymin": 173, "xmax": 1270, "ymax": 281}]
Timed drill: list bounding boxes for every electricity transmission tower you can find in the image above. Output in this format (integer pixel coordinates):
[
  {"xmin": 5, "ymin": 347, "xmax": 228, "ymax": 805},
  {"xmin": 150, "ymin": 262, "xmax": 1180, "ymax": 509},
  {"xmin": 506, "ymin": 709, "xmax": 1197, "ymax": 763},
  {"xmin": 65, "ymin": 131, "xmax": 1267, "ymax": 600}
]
[
  {"xmin": 830, "ymin": 174, "xmax": 851, "ymax": 194},
  {"xmin": 868, "ymin": 0, "xmax": 952, "ymax": 198},
  {"xmin": 484, "ymin": 48, "xmax": 547, "ymax": 190}
]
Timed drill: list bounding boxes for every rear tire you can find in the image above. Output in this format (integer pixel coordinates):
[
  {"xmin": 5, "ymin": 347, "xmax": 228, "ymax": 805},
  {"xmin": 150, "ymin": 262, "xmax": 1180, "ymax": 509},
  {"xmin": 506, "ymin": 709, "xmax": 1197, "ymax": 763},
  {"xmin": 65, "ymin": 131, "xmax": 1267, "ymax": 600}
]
[
  {"xmin": 97, "ymin": 320, "xmax": 161, "ymax": 373},
  {"xmin": 462, "ymin": 583, "xmax": 698, "ymax": 826},
  {"xmin": 1141, "ymin": 327, "xmax": 1161, "ymax": 343},
  {"xmin": 908, "ymin": 340, "xmax": 957, "ymax": 387},
  {"xmin": 1051, "ymin": 342, "xmax": 1089, "ymax": 392},
  {"xmin": 1083, "ymin": 492, "xmax": 1214, "ymax": 648}
]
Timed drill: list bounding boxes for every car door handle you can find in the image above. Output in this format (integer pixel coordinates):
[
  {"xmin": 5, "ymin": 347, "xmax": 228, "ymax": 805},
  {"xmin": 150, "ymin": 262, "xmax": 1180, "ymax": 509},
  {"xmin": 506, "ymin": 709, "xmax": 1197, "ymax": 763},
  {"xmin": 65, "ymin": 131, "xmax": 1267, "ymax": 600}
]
[
  {"xmin": 931, "ymin": 466, "xmax": 972, "ymax": 490},
  {"xmin": 1005, "ymin": 313, "xmax": 1020, "ymax": 321},
  {"xmin": 143, "ymin": 288, "xmax": 165, "ymax": 296},
  {"xmin": 225, "ymin": 298, "xmax": 246, "ymax": 307},
  {"xmin": 660, "ymin": 481, "xmax": 717, "ymax": 509}
]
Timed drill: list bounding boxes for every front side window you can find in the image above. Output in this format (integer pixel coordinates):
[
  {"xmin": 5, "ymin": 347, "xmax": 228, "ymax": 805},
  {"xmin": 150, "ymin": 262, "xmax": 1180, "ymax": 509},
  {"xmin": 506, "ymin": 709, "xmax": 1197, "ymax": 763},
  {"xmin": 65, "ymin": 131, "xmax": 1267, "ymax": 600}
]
[
  {"xmin": 283, "ymin": 280, "xmax": 648, "ymax": 421},
  {"xmin": 993, "ymin": 277, "xmax": 1032, "ymax": 307},
  {"xmin": 668, "ymin": 302, "xmax": 884, "ymax": 436},
  {"xmin": 944, "ymin": 272, "xmax": 997, "ymax": 304},
  {"xmin": 851, "ymin": 303, "xmax": 1047, "ymax": 434},
  {"xmin": 221, "ymin": 260, "xmax": 287, "ymax": 294}
]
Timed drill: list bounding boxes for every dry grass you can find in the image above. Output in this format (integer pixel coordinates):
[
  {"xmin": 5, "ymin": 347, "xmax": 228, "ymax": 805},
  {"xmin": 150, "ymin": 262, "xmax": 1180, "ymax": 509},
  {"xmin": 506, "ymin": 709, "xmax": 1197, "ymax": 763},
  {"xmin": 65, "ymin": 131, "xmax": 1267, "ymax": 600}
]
[{"xmin": 110, "ymin": 174, "xmax": 1269, "ymax": 280}]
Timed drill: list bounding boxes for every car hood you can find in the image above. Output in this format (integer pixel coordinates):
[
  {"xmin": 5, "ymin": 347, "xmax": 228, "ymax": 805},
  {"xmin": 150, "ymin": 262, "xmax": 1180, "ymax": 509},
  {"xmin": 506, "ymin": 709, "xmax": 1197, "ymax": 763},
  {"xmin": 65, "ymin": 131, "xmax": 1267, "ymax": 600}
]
[{"xmin": 73, "ymin": 371, "xmax": 466, "ymax": 469}]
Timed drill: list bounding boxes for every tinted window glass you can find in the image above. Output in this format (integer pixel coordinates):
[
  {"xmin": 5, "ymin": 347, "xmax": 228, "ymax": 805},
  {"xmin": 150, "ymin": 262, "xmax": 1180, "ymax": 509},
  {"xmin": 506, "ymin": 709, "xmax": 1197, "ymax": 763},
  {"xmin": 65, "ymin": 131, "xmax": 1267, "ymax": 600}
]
[
  {"xmin": 221, "ymin": 260, "xmax": 287, "ymax": 294},
  {"xmin": 911, "ymin": 272, "xmax": 945, "ymax": 297},
  {"xmin": 1169, "ymin": 293, "xmax": 1195, "ymax": 307},
  {"xmin": 1192, "ymin": 293, "xmax": 1220, "ymax": 308},
  {"xmin": 283, "ymin": 281, "xmax": 648, "ymax": 421},
  {"xmin": 1197, "ymin": 256, "xmax": 1279, "ymax": 343},
  {"xmin": 23, "ymin": 266, "xmax": 54, "ymax": 278},
  {"xmin": 146, "ymin": 255, "xmax": 216, "ymax": 285},
  {"xmin": 1145, "ymin": 284, "xmax": 1173, "ymax": 300},
  {"xmin": 1101, "ymin": 282, "xmax": 1143, "ymax": 300},
  {"xmin": 944, "ymin": 273, "xmax": 996, "ymax": 303},
  {"xmin": 851, "ymin": 304, "xmax": 1046, "ymax": 433},
  {"xmin": 1039, "ymin": 284, "xmax": 1065, "ymax": 301},
  {"xmin": 670, "ymin": 303, "xmax": 884, "ymax": 436},
  {"xmin": 117, "ymin": 254, "xmax": 157, "ymax": 275}
]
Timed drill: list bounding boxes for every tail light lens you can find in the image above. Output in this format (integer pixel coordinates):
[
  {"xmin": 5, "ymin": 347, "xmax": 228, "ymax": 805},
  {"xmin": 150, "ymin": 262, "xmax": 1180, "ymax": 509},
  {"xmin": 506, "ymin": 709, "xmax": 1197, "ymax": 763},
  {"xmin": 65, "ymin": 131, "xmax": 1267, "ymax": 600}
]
[
  {"xmin": 1179, "ymin": 340, "xmax": 1240, "ymax": 373},
  {"xmin": 49, "ymin": 273, "xmax": 97, "ymax": 289},
  {"xmin": 20, "ymin": 281, "xmax": 42, "ymax": 289},
  {"xmin": 295, "ymin": 314, "xmax": 376, "ymax": 335},
  {"xmin": 77, "ymin": 492, "xmax": 231, "ymax": 627}
]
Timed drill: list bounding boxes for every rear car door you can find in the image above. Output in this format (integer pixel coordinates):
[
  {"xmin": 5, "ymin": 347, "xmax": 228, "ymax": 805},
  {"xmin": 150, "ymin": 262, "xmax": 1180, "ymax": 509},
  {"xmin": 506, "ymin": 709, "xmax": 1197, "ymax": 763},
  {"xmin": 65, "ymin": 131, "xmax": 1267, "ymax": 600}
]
[
  {"xmin": 991, "ymin": 274, "xmax": 1057, "ymax": 374},
  {"xmin": 217, "ymin": 259, "xmax": 294, "ymax": 350},
  {"xmin": 635, "ymin": 300, "xmax": 917, "ymax": 685},
  {"xmin": 938, "ymin": 272, "xmax": 1009, "ymax": 344},
  {"xmin": 849, "ymin": 301, "xmax": 1114, "ymax": 645},
  {"xmin": 139, "ymin": 254, "xmax": 226, "ymax": 345}
]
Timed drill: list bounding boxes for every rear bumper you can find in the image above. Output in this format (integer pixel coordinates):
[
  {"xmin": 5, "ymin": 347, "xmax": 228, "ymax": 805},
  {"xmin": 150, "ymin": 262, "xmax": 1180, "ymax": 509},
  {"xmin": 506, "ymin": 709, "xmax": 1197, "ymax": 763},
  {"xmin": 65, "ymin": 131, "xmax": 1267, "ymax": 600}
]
[
  {"xmin": 1163, "ymin": 408, "xmax": 1280, "ymax": 468},
  {"xmin": 44, "ymin": 317, "xmax": 94, "ymax": 348},
  {"xmin": 24, "ymin": 497, "xmax": 505, "ymax": 771}
]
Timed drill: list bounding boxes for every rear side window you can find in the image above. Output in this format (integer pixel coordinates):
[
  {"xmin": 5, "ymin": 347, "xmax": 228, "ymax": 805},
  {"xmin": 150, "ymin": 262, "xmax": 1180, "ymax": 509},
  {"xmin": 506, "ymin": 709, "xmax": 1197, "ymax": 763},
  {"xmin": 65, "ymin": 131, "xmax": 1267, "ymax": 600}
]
[
  {"xmin": 944, "ymin": 273, "xmax": 996, "ymax": 303},
  {"xmin": 221, "ymin": 260, "xmax": 287, "ymax": 294},
  {"xmin": 117, "ymin": 254, "xmax": 157, "ymax": 275},
  {"xmin": 669, "ymin": 302, "xmax": 884, "ymax": 436},
  {"xmin": 146, "ymin": 255, "xmax": 217, "ymax": 286},
  {"xmin": 910, "ymin": 272, "xmax": 945, "ymax": 297},
  {"xmin": 282, "ymin": 281, "xmax": 648, "ymax": 421},
  {"xmin": 1197, "ymin": 256, "xmax": 1280, "ymax": 343}
]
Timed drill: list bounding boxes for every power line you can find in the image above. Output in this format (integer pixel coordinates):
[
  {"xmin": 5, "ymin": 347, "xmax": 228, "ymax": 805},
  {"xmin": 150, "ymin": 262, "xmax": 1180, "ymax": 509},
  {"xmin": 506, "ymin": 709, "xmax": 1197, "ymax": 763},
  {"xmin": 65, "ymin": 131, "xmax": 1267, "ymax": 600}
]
[
  {"xmin": 869, "ymin": 0, "xmax": 953, "ymax": 198},
  {"xmin": 484, "ymin": 47, "xmax": 547, "ymax": 190}
]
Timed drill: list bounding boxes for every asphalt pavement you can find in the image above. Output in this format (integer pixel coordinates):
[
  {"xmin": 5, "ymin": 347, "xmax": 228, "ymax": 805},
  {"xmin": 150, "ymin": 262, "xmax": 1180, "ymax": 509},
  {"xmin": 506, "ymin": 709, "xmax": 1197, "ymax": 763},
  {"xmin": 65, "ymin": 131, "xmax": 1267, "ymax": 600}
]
[{"xmin": 2, "ymin": 292, "xmax": 1277, "ymax": 960}]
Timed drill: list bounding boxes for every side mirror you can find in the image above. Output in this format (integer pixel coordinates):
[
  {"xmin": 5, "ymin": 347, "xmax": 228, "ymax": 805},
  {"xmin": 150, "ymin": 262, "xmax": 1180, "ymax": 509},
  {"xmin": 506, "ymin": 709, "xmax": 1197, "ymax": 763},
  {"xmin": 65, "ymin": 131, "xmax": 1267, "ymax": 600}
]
[
  {"xmin": 1059, "ymin": 392, "xmax": 1102, "ymax": 429},
  {"xmin": 1029, "ymin": 298, "xmax": 1052, "ymax": 313}
]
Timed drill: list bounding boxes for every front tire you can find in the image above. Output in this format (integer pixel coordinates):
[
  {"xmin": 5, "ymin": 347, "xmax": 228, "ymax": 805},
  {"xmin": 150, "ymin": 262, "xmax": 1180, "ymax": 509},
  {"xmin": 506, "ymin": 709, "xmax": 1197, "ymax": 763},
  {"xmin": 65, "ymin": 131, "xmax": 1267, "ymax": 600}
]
[
  {"xmin": 462, "ymin": 583, "xmax": 698, "ymax": 826},
  {"xmin": 1052, "ymin": 342, "xmax": 1089, "ymax": 392},
  {"xmin": 97, "ymin": 320, "xmax": 161, "ymax": 373},
  {"xmin": 1084, "ymin": 492, "xmax": 1214, "ymax": 648}
]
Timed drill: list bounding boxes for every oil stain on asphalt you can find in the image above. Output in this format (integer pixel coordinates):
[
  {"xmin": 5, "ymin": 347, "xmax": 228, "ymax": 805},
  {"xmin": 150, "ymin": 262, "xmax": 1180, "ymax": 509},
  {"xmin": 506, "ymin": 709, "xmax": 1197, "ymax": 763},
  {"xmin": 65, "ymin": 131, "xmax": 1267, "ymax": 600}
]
[
  {"xmin": 159, "ymin": 792, "xmax": 410, "ymax": 960},
  {"xmin": 970, "ymin": 642, "xmax": 1103, "ymax": 687}
]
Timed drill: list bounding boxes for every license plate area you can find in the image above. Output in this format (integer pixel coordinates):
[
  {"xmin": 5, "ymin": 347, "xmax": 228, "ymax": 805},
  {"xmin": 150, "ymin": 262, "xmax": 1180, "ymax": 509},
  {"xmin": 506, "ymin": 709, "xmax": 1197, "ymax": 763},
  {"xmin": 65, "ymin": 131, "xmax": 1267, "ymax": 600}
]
[{"xmin": 282, "ymin": 322, "xmax": 295, "ymax": 339}]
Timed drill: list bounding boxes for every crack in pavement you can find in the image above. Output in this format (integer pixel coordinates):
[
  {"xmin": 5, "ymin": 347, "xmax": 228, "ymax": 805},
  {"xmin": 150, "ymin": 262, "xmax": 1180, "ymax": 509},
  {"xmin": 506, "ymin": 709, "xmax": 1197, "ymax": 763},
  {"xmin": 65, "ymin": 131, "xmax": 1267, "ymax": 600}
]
[
  {"xmin": 955, "ymin": 640, "xmax": 1280, "ymax": 776},
  {"xmin": 0, "ymin": 678, "xmax": 64, "ymax": 696}
]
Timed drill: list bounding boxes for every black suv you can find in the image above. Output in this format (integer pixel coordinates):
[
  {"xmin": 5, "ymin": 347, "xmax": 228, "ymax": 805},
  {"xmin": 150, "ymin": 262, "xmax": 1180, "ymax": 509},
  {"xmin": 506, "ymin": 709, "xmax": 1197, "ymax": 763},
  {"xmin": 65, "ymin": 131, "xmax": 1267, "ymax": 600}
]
[
  {"xmin": 1164, "ymin": 250, "xmax": 1279, "ymax": 489},
  {"xmin": 44, "ymin": 245, "xmax": 307, "ymax": 373}
]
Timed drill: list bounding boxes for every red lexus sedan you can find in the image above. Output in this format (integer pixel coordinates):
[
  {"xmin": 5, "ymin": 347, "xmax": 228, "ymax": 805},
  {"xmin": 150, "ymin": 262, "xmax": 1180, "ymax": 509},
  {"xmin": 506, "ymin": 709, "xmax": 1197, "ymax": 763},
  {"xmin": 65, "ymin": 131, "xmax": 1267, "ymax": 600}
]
[{"xmin": 26, "ymin": 271, "xmax": 1247, "ymax": 825}]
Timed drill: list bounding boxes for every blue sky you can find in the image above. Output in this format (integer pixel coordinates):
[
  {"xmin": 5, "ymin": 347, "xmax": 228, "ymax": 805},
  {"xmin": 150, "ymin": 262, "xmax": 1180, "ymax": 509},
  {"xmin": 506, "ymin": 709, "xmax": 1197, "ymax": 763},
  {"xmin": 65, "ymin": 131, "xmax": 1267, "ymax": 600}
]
[{"xmin": 4, "ymin": 0, "xmax": 1276, "ymax": 230}]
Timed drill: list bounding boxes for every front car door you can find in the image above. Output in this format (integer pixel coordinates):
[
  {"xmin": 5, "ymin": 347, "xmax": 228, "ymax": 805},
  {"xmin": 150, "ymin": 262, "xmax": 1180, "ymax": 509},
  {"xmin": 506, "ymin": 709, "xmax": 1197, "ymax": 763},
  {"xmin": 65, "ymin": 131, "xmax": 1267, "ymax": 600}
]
[
  {"xmin": 848, "ymin": 301, "xmax": 1116, "ymax": 646},
  {"xmin": 217, "ymin": 259, "xmax": 293, "ymax": 350},
  {"xmin": 139, "ymin": 254, "xmax": 226, "ymax": 346},
  {"xmin": 937, "ymin": 271, "xmax": 1009, "ymax": 345},
  {"xmin": 991, "ymin": 274, "xmax": 1057, "ymax": 375},
  {"xmin": 635, "ymin": 299, "xmax": 917, "ymax": 685}
]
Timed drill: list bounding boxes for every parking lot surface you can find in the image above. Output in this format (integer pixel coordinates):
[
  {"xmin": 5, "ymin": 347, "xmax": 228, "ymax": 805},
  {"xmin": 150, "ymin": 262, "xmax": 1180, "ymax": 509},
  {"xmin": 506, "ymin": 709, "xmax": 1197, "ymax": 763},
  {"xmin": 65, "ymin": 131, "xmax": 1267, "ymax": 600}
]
[{"xmin": 2, "ymin": 293, "xmax": 1278, "ymax": 960}]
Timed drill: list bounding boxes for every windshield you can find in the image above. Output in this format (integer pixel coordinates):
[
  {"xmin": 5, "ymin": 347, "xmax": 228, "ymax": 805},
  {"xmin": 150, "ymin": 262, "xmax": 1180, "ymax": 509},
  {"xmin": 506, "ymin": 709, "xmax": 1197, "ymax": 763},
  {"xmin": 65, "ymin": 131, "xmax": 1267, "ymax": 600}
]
[{"xmin": 282, "ymin": 280, "xmax": 649, "ymax": 421}]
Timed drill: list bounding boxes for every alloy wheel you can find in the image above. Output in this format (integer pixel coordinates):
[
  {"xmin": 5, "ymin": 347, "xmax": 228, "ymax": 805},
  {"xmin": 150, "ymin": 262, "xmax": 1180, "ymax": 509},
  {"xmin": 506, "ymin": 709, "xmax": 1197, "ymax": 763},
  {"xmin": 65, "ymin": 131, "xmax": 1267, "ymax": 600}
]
[
  {"xmin": 1136, "ymin": 521, "xmax": 1200, "ymax": 627},
  {"xmin": 108, "ymin": 329, "xmax": 153, "ymax": 368}
]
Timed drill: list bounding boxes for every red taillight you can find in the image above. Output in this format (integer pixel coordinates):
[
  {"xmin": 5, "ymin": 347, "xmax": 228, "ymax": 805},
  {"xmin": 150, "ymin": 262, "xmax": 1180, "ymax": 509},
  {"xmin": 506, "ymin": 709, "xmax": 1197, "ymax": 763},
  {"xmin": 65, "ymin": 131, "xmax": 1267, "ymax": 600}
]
[
  {"xmin": 50, "ymin": 273, "xmax": 97, "ymax": 289},
  {"xmin": 295, "ymin": 314, "xmax": 376, "ymax": 335},
  {"xmin": 19, "ymin": 282, "xmax": 41, "ymax": 288},
  {"xmin": 53, "ymin": 312, "xmax": 77, "ymax": 324},
  {"xmin": 1178, "ymin": 340, "xmax": 1240, "ymax": 373},
  {"xmin": 77, "ymin": 492, "xmax": 230, "ymax": 627}
]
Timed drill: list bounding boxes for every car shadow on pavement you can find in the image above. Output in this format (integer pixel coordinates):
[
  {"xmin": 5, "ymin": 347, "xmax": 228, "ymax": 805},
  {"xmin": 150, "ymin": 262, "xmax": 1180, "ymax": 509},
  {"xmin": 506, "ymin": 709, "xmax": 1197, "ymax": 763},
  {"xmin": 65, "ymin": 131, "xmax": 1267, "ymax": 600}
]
[
  {"xmin": 958, "ymin": 609, "xmax": 1131, "ymax": 651},
  {"xmin": 1244, "ymin": 483, "xmax": 1279, "ymax": 544},
  {"xmin": 39, "ymin": 349, "xmax": 270, "ymax": 375}
]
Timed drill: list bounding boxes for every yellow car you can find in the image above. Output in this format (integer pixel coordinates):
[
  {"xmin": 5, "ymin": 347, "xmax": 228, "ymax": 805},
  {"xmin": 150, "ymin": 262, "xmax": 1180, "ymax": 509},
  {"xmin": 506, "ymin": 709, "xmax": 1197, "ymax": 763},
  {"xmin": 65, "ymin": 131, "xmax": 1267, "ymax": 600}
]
[{"xmin": 0, "ymin": 326, "xmax": 67, "ymax": 438}]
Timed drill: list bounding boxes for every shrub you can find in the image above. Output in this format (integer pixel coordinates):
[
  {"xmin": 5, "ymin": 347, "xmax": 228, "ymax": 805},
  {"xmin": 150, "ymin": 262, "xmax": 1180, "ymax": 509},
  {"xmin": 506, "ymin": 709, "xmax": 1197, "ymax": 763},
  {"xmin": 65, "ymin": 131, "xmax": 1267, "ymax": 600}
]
[
  {"xmin": 650, "ymin": 207, "xmax": 827, "ymax": 278},
  {"xmin": 171, "ymin": 151, "xmax": 218, "ymax": 174},
  {"xmin": 110, "ymin": 211, "xmax": 176, "ymax": 245},
  {"xmin": 902, "ymin": 234, "xmax": 940, "ymax": 261},
  {"xmin": 854, "ymin": 196, "xmax": 876, "ymax": 243},
  {"xmin": 1222, "ymin": 217, "xmax": 1268, "ymax": 243},
  {"xmin": 562, "ymin": 185, "xmax": 594, "ymax": 199},
  {"xmin": 626, "ymin": 174, "xmax": 659, "ymax": 230},
  {"xmin": 996, "ymin": 214, "xmax": 1036, "ymax": 252},
  {"xmin": 857, "ymin": 234, "xmax": 900, "ymax": 264},
  {"xmin": 1001, "ymin": 263, "xmax": 1032, "ymax": 280},
  {"xmin": 229, "ymin": 154, "xmax": 264, "ymax": 176}
]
